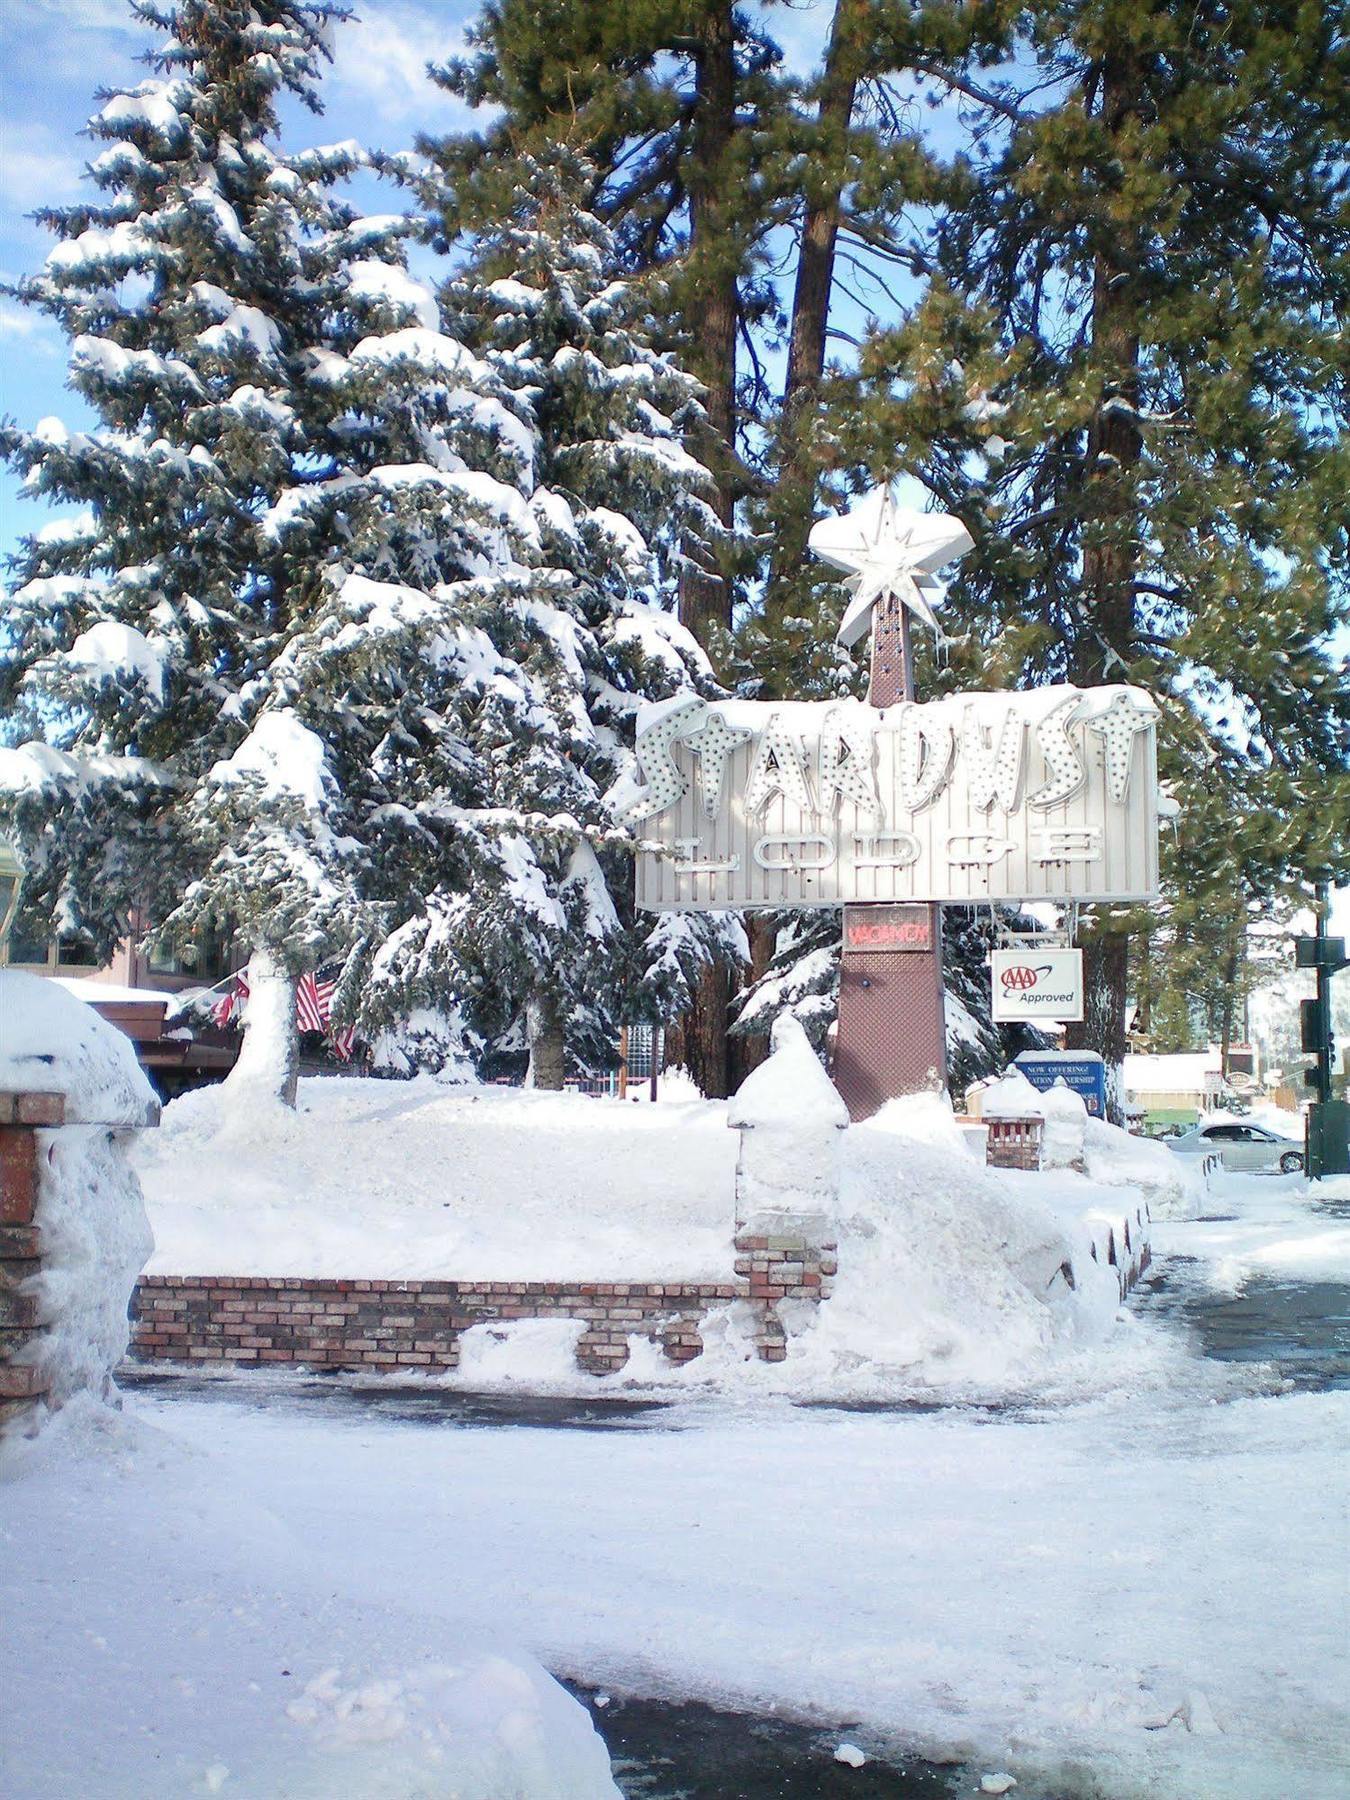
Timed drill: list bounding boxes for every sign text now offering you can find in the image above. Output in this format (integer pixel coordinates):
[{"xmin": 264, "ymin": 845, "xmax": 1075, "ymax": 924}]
[{"xmin": 628, "ymin": 683, "xmax": 1160, "ymax": 910}]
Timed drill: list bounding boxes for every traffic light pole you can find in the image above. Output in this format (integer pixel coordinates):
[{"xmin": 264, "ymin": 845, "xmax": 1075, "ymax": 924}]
[
  {"xmin": 1297, "ymin": 881, "xmax": 1349, "ymax": 1179},
  {"xmin": 1312, "ymin": 882, "xmax": 1333, "ymax": 1106}
]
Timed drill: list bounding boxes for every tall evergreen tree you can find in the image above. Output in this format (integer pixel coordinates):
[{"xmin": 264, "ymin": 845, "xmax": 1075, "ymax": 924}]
[
  {"xmin": 0, "ymin": 0, "xmax": 374, "ymax": 1102},
  {"xmin": 359, "ymin": 147, "xmax": 745, "ymax": 1084},
  {"xmin": 845, "ymin": 0, "xmax": 1350, "ymax": 1112},
  {"xmin": 0, "ymin": 0, "xmax": 573, "ymax": 1099}
]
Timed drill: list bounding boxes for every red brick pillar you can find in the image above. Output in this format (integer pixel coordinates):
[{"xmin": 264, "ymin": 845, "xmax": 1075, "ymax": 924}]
[
  {"xmin": 0, "ymin": 1091, "xmax": 64, "ymax": 1433},
  {"xmin": 728, "ymin": 1017, "xmax": 846, "ymax": 1362},
  {"xmin": 732, "ymin": 1228, "xmax": 838, "ymax": 1362}
]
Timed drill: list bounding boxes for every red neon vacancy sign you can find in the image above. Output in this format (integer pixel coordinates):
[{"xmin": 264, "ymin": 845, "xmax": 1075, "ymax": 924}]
[{"xmin": 843, "ymin": 904, "xmax": 933, "ymax": 953}]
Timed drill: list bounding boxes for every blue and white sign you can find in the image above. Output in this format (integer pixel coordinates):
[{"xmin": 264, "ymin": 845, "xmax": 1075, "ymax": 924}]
[{"xmin": 1014, "ymin": 1051, "xmax": 1108, "ymax": 1118}]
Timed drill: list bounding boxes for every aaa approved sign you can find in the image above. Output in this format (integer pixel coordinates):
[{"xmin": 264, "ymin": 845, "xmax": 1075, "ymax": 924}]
[{"xmin": 991, "ymin": 948, "xmax": 1084, "ymax": 1022}]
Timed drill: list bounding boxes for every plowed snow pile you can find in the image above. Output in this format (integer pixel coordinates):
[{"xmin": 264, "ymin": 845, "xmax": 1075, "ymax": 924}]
[{"xmin": 136, "ymin": 1076, "xmax": 1178, "ymax": 1401}]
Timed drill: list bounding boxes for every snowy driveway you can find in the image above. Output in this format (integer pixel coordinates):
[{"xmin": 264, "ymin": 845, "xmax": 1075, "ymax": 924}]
[{"xmin": 4, "ymin": 1176, "xmax": 1349, "ymax": 1800}]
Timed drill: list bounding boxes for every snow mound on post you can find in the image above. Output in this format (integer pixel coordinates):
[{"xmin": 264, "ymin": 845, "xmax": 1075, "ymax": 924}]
[
  {"xmin": 727, "ymin": 1013, "xmax": 848, "ymax": 1134},
  {"xmin": 0, "ymin": 968, "xmax": 156, "ymax": 1126},
  {"xmin": 1040, "ymin": 1079, "xmax": 1087, "ymax": 1170},
  {"xmin": 980, "ymin": 1067, "xmax": 1045, "ymax": 1120},
  {"xmin": 728, "ymin": 1014, "xmax": 846, "ymax": 1225},
  {"xmin": 0, "ymin": 972, "xmax": 155, "ymax": 1416}
]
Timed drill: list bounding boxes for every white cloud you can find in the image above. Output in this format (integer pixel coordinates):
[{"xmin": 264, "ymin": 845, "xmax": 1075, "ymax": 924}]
[
  {"xmin": 0, "ymin": 300, "xmax": 56, "ymax": 346},
  {"xmin": 0, "ymin": 123, "xmax": 85, "ymax": 212},
  {"xmin": 328, "ymin": 2, "xmax": 478, "ymax": 128},
  {"xmin": 0, "ymin": 300, "xmax": 42, "ymax": 338},
  {"xmin": 770, "ymin": 1, "xmax": 831, "ymax": 79}
]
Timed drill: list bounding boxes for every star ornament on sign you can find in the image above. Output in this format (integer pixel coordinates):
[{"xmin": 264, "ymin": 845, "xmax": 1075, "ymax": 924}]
[{"xmin": 808, "ymin": 483, "xmax": 974, "ymax": 649}]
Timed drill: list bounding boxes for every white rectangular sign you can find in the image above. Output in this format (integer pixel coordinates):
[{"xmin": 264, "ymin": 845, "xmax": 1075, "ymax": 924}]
[
  {"xmin": 990, "ymin": 947, "xmax": 1084, "ymax": 1022},
  {"xmin": 628, "ymin": 683, "xmax": 1159, "ymax": 911}
]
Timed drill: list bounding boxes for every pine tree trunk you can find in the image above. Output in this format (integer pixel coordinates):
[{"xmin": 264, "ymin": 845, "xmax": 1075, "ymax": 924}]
[
  {"xmin": 679, "ymin": 0, "xmax": 739, "ymax": 650},
  {"xmin": 728, "ymin": 915, "xmax": 776, "ymax": 1086},
  {"xmin": 223, "ymin": 947, "xmax": 299, "ymax": 1109},
  {"xmin": 1065, "ymin": 934, "xmax": 1129, "ymax": 1121},
  {"xmin": 525, "ymin": 996, "xmax": 566, "ymax": 1091},
  {"xmin": 761, "ymin": 0, "xmax": 866, "ymax": 679},
  {"xmin": 1218, "ymin": 921, "xmax": 1242, "ymax": 1078},
  {"xmin": 685, "ymin": 962, "xmax": 732, "ymax": 1098},
  {"xmin": 669, "ymin": 3, "xmax": 742, "ymax": 1097},
  {"xmin": 1066, "ymin": 44, "xmax": 1145, "ymax": 1124}
]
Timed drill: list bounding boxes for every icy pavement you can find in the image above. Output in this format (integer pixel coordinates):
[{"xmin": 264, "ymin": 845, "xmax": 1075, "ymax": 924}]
[{"xmin": 4, "ymin": 1173, "xmax": 1349, "ymax": 1800}]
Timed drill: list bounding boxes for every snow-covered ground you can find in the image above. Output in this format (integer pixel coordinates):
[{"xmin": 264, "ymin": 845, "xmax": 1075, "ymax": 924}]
[
  {"xmin": 0, "ymin": 1399, "xmax": 622, "ymax": 1799},
  {"xmin": 4, "ymin": 1182, "xmax": 1347, "ymax": 1800},
  {"xmin": 7, "ymin": 1062, "xmax": 1347, "ymax": 1799},
  {"xmin": 1154, "ymin": 1169, "xmax": 1350, "ymax": 1289}
]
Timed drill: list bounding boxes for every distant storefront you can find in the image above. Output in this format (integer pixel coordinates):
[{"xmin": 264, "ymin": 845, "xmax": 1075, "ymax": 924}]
[{"xmin": 1, "ymin": 912, "xmax": 240, "ymax": 1093}]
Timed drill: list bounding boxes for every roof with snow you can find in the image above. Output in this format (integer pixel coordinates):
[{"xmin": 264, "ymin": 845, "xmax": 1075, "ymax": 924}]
[{"xmin": 1124, "ymin": 1052, "xmax": 1225, "ymax": 1095}]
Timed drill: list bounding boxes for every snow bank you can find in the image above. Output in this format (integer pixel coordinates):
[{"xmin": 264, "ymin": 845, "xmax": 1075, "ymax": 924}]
[
  {"xmin": 135, "ymin": 1075, "xmax": 739, "ymax": 1281},
  {"xmin": 0, "ymin": 1399, "xmax": 621, "ymax": 1799},
  {"xmin": 1039, "ymin": 1078, "xmax": 1086, "ymax": 1170},
  {"xmin": 30, "ymin": 1123, "xmax": 156, "ymax": 1413},
  {"xmin": 0, "ymin": 973, "xmax": 155, "ymax": 1417},
  {"xmin": 282, "ymin": 1657, "xmax": 619, "ymax": 1797},
  {"xmin": 135, "ymin": 1068, "xmax": 1160, "ymax": 1400},
  {"xmin": 1084, "ymin": 1117, "xmax": 1205, "ymax": 1220},
  {"xmin": 760, "ymin": 1094, "xmax": 1127, "ymax": 1398}
]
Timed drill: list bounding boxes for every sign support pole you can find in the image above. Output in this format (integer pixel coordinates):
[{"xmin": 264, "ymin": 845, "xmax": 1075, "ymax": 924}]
[{"xmin": 833, "ymin": 593, "xmax": 948, "ymax": 1121}]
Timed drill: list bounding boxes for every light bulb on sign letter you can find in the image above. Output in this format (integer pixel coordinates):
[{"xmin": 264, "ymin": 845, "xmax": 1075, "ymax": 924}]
[
  {"xmin": 962, "ymin": 703, "xmax": 1024, "ymax": 811},
  {"xmin": 744, "ymin": 715, "xmax": 815, "ymax": 817},
  {"xmin": 1083, "ymin": 690, "xmax": 1158, "ymax": 802},
  {"xmin": 897, "ymin": 707, "xmax": 954, "ymax": 812},
  {"xmin": 685, "ymin": 709, "xmax": 753, "ymax": 819},
  {"xmin": 1028, "ymin": 695, "xmax": 1087, "ymax": 809},
  {"xmin": 818, "ymin": 705, "xmax": 881, "ymax": 818},
  {"xmin": 621, "ymin": 695, "xmax": 707, "ymax": 823}
]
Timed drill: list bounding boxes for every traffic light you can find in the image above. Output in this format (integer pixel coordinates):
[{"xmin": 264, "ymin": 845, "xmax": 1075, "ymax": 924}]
[
  {"xmin": 1301, "ymin": 996, "xmax": 1328, "ymax": 1054},
  {"xmin": 1295, "ymin": 935, "xmax": 1348, "ymax": 972}
]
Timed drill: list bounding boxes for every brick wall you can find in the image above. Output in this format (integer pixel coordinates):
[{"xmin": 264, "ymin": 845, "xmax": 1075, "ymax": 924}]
[
  {"xmin": 130, "ymin": 1276, "xmax": 741, "ymax": 1376},
  {"xmin": 0, "ymin": 1092, "xmax": 63, "ymax": 1430}
]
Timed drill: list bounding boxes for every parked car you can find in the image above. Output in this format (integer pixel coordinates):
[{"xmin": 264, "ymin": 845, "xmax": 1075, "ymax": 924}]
[{"xmin": 1169, "ymin": 1119, "xmax": 1304, "ymax": 1174}]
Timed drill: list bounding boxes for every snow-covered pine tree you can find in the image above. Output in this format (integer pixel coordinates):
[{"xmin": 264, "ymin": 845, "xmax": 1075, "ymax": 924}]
[
  {"xmin": 362, "ymin": 145, "xmax": 745, "ymax": 1085},
  {"xmin": 0, "ymin": 0, "xmax": 547, "ymax": 1102},
  {"xmin": 0, "ymin": 1, "xmax": 369, "ymax": 1102}
]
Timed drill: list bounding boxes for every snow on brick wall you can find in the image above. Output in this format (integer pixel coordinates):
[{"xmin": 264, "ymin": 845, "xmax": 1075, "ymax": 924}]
[{"xmin": 2, "ymin": 974, "xmax": 157, "ymax": 1435}]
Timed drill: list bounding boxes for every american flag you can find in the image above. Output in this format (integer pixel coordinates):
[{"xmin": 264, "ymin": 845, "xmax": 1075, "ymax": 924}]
[
  {"xmin": 210, "ymin": 970, "xmax": 248, "ymax": 1028},
  {"xmin": 211, "ymin": 963, "xmax": 356, "ymax": 1058},
  {"xmin": 296, "ymin": 966, "xmax": 338, "ymax": 1034}
]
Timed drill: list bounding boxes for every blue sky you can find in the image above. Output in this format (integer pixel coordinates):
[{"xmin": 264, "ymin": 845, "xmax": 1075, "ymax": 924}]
[{"xmin": 0, "ymin": 0, "xmax": 485, "ymax": 550}]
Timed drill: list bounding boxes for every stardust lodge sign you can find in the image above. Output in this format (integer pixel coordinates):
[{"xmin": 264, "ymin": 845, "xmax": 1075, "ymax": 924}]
[{"xmin": 626, "ymin": 684, "xmax": 1160, "ymax": 910}]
